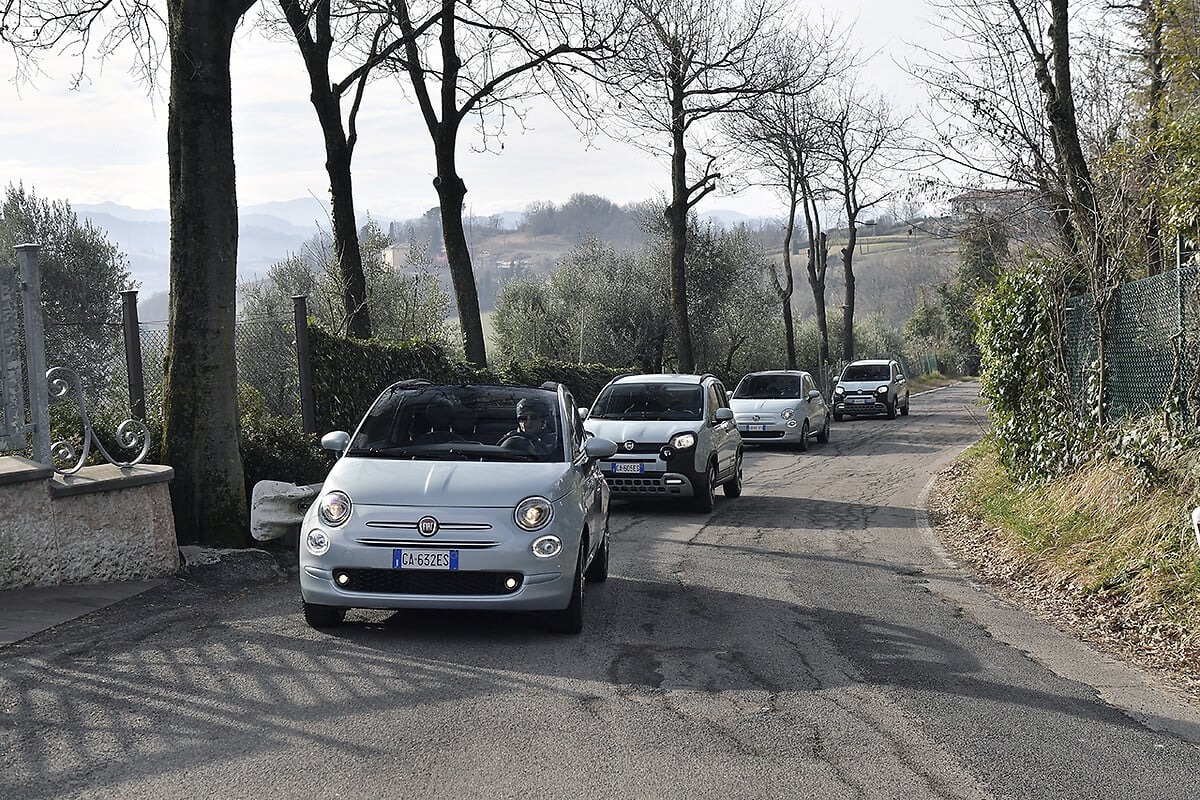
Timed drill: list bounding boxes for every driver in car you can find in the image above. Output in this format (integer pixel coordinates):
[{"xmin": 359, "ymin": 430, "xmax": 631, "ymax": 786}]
[{"xmin": 498, "ymin": 398, "xmax": 556, "ymax": 455}]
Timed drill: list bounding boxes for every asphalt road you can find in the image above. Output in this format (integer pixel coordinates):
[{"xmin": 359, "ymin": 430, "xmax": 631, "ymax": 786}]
[{"xmin": 3, "ymin": 382, "xmax": 1200, "ymax": 799}]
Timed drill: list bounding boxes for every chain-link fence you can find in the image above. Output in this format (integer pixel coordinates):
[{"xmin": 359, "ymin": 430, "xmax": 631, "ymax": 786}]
[
  {"xmin": 137, "ymin": 317, "xmax": 301, "ymax": 420},
  {"xmin": 1065, "ymin": 266, "xmax": 1200, "ymax": 419}
]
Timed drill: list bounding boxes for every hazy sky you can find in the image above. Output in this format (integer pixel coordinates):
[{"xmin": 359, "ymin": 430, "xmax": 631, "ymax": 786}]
[{"xmin": 0, "ymin": 0, "xmax": 938, "ymax": 223}]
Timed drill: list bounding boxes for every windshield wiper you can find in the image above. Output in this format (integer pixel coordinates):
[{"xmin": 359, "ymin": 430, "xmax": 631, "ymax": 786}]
[{"xmin": 344, "ymin": 447, "xmax": 413, "ymax": 458}]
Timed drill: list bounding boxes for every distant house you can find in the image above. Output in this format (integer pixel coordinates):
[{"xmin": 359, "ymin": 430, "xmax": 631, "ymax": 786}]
[{"xmin": 948, "ymin": 188, "xmax": 1043, "ymax": 221}]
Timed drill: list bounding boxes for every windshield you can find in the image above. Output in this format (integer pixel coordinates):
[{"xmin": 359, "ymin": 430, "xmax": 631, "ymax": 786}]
[
  {"xmin": 346, "ymin": 385, "xmax": 563, "ymax": 463},
  {"xmin": 733, "ymin": 374, "xmax": 801, "ymax": 399},
  {"xmin": 589, "ymin": 382, "xmax": 703, "ymax": 421},
  {"xmin": 841, "ymin": 364, "xmax": 891, "ymax": 382}
]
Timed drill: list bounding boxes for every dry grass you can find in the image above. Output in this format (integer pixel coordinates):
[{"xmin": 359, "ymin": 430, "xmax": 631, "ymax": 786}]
[{"xmin": 929, "ymin": 442, "xmax": 1200, "ymax": 697}]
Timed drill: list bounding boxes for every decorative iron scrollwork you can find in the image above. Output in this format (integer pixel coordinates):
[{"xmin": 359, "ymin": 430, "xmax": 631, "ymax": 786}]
[{"xmin": 46, "ymin": 366, "xmax": 150, "ymax": 474}]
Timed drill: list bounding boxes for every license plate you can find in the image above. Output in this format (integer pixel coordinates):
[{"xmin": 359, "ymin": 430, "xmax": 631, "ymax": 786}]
[
  {"xmin": 611, "ymin": 462, "xmax": 644, "ymax": 474},
  {"xmin": 849, "ymin": 397, "xmax": 870, "ymax": 405},
  {"xmin": 740, "ymin": 424, "xmax": 768, "ymax": 432},
  {"xmin": 393, "ymin": 549, "xmax": 459, "ymax": 570}
]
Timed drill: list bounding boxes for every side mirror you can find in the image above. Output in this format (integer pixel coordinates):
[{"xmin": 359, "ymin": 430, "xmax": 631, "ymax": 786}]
[
  {"xmin": 321, "ymin": 431, "xmax": 350, "ymax": 453},
  {"xmin": 714, "ymin": 407, "xmax": 735, "ymax": 422},
  {"xmin": 807, "ymin": 389, "xmax": 822, "ymax": 401},
  {"xmin": 584, "ymin": 436, "xmax": 618, "ymax": 460},
  {"xmin": 577, "ymin": 407, "xmax": 589, "ymax": 420}
]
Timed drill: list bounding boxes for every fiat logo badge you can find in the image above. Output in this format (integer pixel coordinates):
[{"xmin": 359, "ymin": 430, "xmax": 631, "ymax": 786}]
[
  {"xmin": 417, "ymin": 516, "xmax": 439, "ymax": 537},
  {"xmin": 753, "ymin": 414, "xmax": 760, "ymax": 421},
  {"xmin": 623, "ymin": 440, "xmax": 636, "ymax": 451}
]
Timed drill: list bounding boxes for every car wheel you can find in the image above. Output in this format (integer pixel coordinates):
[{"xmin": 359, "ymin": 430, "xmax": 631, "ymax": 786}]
[
  {"xmin": 584, "ymin": 524, "xmax": 609, "ymax": 583},
  {"xmin": 723, "ymin": 451, "xmax": 743, "ymax": 498},
  {"xmin": 886, "ymin": 400, "xmax": 897, "ymax": 419},
  {"xmin": 693, "ymin": 460, "xmax": 716, "ymax": 512},
  {"xmin": 797, "ymin": 420, "xmax": 810, "ymax": 451},
  {"xmin": 548, "ymin": 542, "xmax": 585, "ymax": 634},
  {"xmin": 901, "ymin": 395, "xmax": 910, "ymax": 416},
  {"xmin": 833, "ymin": 410, "xmax": 843, "ymax": 422},
  {"xmin": 817, "ymin": 415, "xmax": 830, "ymax": 443},
  {"xmin": 303, "ymin": 602, "xmax": 346, "ymax": 629}
]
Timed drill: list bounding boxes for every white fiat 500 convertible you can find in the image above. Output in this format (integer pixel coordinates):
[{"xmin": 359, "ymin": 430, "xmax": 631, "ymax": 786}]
[{"xmin": 299, "ymin": 380, "xmax": 618, "ymax": 634}]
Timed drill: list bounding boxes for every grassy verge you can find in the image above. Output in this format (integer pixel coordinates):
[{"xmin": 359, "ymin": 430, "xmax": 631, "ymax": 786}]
[{"xmin": 937, "ymin": 439, "xmax": 1200, "ymax": 689}]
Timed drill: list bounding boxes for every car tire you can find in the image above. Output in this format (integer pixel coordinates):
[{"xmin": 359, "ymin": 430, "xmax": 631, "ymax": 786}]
[
  {"xmin": 303, "ymin": 602, "xmax": 346, "ymax": 629},
  {"xmin": 693, "ymin": 460, "xmax": 717, "ymax": 512},
  {"xmin": 798, "ymin": 420, "xmax": 810, "ymax": 451},
  {"xmin": 723, "ymin": 451, "xmax": 743, "ymax": 498},
  {"xmin": 901, "ymin": 395, "xmax": 910, "ymax": 416},
  {"xmin": 886, "ymin": 400, "xmax": 897, "ymax": 419},
  {"xmin": 833, "ymin": 410, "xmax": 843, "ymax": 422},
  {"xmin": 817, "ymin": 415, "xmax": 830, "ymax": 443},
  {"xmin": 584, "ymin": 525, "xmax": 609, "ymax": 583},
  {"xmin": 548, "ymin": 543, "xmax": 585, "ymax": 634}
]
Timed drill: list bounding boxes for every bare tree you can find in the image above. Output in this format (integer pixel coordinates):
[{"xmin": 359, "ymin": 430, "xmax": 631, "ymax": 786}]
[
  {"xmin": 726, "ymin": 27, "xmax": 844, "ymax": 370},
  {"xmin": 821, "ymin": 83, "xmax": 907, "ymax": 362},
  {"xmin": 603, "ymin": 0, "xmax": 799, "ymax": 372},
  {"xmin": 390, "ymin": 0, "xmax": 626, "ymax": 367},
  {"xmin": 3, "ymin": 0, "xmax": 256, "ymax": 546},
  {"xmin": 268, "ymin": 0, "xmax": 444, "ymax": 339}
]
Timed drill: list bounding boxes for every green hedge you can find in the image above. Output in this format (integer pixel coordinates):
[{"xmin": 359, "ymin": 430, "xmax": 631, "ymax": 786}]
[{"xmin": 308, "ymin": 323, "xmax": 632, "ymax": 432}]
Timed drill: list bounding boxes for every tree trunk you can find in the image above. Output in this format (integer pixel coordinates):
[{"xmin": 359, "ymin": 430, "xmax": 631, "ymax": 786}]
[
  {"xmin": 780, "ymin": 197, "xmax": 798, "ymax": 370},
  {"xmin": 282, "ymin": 0, "xmax": 372, "ymax": 339},
  {"xmin": 841, "ymin": 224, "xmax": 858, "ymax": 362},
  {"xmin": 163, "ymin": 0, "xmax": 254, "ymax": 546},
  {"xmin": 434, "ymin": 139, "xmax": 487, "ymax": 366},
  {"xmin": 667, "ymin": 138, "xmax": 694, "ymax": 373}
]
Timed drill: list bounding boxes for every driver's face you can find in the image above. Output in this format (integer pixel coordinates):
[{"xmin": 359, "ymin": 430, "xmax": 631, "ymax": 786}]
[{"xmin": 518, "ymin": 413, "xmax": 543, "ymax": 432}]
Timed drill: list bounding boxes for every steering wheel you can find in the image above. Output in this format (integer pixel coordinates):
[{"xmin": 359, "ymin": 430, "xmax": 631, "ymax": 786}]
[{"xmin": 498, "ymin": 432, "xmax": 538, "ymax": 453}]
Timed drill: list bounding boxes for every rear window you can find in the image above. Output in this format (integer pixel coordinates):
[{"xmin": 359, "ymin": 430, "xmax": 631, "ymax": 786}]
[
  {"xmin": 733, "ymin": 374, "xmax": 801, "ymax": 399},
  {"xmin": 589, "ymin": 382, "xmax": 703, "ymax": 421},
  {"xmin": 841, "ymin": 364, "xmax": 891, "ymax": 382}
]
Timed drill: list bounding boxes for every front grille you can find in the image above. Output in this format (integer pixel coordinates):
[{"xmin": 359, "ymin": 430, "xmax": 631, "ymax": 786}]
[
  {"xmin": 616, "ymin": 442, "xmax": 664, "ymax": 454},
  {"xmin": 741, "ymin": 430, "xmax": 785, "ymax": 439},
  {"xmin": 333, "ymin": 568, "xmax": 523, "ymax": 595},
  {"xmin": 604, "ymin": 475, "xmax": 682, "ymax": 494}
]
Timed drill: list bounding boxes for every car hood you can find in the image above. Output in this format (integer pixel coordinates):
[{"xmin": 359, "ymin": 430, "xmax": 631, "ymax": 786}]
[
  {"xmin": 584, "ymin": 418, "xmax": 697, "ymax": 445},
  {"xmin": 838, "ymin": 379, "xmax": 889, "ymax": 393},
  {"xmin": 730, "ymin": 398, "xmax": 800, "ymax": 413},
  {"xmin": 323, "ymin": 458, "xmax": 575, "ymax": 507}
]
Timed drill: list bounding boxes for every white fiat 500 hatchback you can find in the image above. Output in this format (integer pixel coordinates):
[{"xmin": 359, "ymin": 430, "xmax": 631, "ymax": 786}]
[
  {"xmin": 300, "ymin": 380, "xmax": 618, "ymax": 634},
  {"xmin": 730, "ymin": 370, "xmax": 830, "ymax": 450}
]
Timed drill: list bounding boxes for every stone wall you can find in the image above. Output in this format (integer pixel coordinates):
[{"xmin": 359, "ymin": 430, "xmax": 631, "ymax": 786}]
[{"xmin": 0, "ymin": 456, "xmax": 178, "ymax": 590}]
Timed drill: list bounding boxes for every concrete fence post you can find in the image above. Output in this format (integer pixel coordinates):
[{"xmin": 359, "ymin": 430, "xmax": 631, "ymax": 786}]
[
  {"xmin": 293, "ymin": 296, "xmax": 316, "ymax": 434},
  {"xmin": 15, "ymin": 244, "xmax": 49, "ymax": 465},
  {"xmin": 121, "ymin": 290, "xmax": 147, "ymax": 420}
]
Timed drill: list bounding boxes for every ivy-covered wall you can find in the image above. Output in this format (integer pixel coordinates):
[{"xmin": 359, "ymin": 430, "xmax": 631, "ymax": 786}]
[{"xmin": 307, "ymin": 324, "xmax": 632, "ymax": 432}]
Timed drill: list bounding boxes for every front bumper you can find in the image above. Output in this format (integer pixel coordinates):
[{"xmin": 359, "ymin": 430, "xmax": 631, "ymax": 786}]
[
  {"xmin": 734, "ymin": 416, "xmax": 804, "ymax": 442},
  {"xmin": 598, "ymin": 447, "xmax": 703, "ymax": 499},
  {"xmin": 298, "ymin": 502, "xmax": 581, "ymax": 611},
  {"xmin": 835, "ymin": 396, "xmax": 889, "ymax": 415}
]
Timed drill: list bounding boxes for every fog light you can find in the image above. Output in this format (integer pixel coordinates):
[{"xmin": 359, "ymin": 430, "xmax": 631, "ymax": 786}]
[
  {"xmin": 531, "ymin": 535, "xmax": 563, "ymax": 558},
  {"xmin": 336, "ymin": 572, "xmax": 350, "ymax": 586},
  {"xmin": 664, "ymin": 477, "xmax": 684, "ymax": 485},
  {"xmin": 660, "ymin": 445, "xmax": 676, "ymax": 460},
  {"xmin": 306, "ymin": 529, "xmax": 331, "ymax": 556},
  {"xmin": 504, "ymin": 576, "xmax": 519, "ymax": 590}
]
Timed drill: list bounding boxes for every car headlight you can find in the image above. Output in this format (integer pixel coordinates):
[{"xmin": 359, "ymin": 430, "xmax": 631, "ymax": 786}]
[
  {"xmin": 317, "ymin": 491, "xmax": 352, "ymax": 526},
  {"xmin": 515, "ymin": 496, "xmax": 553, "ymax": 531},
  {"xmin": 306, "ymin": 529, "xmax": 331, "ymax": 556},
  {"xmin": 669, "ymin": 432, "xmax": 697, "ymax": 449},
  {"xmin": 833, "ymin": 386, "xmax": 845, "ymax": 395},
  {"xmin": 781, "ymin": 408, "xmax": 795, "ymax": 419},
  {"xmin": 876, "ymin": 386, "xmax": 889, "ymax": 395}
]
